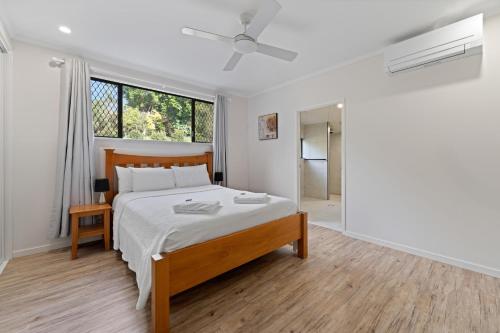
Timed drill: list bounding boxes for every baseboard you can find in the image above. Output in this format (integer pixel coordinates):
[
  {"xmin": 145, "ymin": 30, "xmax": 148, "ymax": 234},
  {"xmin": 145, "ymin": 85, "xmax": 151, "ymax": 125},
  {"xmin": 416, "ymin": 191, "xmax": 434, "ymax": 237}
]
[
  {"xmin": 309, "ymin": 221, "xmax": 344, "ymax": 232},
  {"xmin": 0, "ymin": 260, "xmax": 8, "ymax": 274},
  {"xmin": 13, "ymin": 239, "xmax": 72, "ymax": 257},
  {"xmin": 11, "ymin": 226, "xmax": 500, "ymax": 278},
  {"xmin": 13, "ymin": 236, "xmax": 101, "ymax": 258},
  {"xmin": 344, "ymin": 231, "xmax": 500, "ymax": 278}
]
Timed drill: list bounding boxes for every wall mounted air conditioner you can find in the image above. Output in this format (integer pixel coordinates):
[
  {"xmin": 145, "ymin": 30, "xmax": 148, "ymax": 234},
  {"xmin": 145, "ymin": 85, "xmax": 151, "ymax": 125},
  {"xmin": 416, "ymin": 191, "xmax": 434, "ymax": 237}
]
[{"xmin": 384, "ymin": 14, "xmax": 483, "ymax": 74}]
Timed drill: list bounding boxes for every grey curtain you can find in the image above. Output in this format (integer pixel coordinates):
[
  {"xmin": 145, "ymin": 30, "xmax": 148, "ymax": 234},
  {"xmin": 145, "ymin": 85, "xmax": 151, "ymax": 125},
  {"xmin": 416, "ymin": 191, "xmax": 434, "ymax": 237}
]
[
  {"xmin": 50, "ymin": 58, "xmax": 95, "ymax": 238},
  {"xmin": 213, "ymin": 94, "xmax": 228, "ymax": 186}
]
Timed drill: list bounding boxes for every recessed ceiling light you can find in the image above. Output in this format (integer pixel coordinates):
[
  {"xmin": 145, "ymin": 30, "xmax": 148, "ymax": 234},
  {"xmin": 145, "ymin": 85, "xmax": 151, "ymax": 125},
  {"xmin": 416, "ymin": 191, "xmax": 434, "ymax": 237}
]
[
  {"xmin": 58, "ymin": 26, "xmax": 72, "ymax": 34},
  {"xmin": 337, "ymin": 103, "xmax": 344, "ymax": 109}
]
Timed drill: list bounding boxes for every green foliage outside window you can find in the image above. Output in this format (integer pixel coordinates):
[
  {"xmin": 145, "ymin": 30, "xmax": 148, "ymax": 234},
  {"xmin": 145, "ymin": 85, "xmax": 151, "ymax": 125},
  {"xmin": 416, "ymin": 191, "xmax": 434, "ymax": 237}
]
[
  {"xmin": 91, "ymin": 79, "xmax": 214, "ymax": 143},
  {"xmin": 123, "ymin": 86, "xmax": 192, "ymax": 142}
]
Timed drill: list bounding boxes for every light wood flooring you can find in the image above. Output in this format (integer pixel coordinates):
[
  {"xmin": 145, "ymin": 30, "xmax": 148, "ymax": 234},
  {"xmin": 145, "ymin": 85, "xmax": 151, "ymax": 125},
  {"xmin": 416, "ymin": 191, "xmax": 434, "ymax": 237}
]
[{"xmin": 1, "ymin": 225, "xmax": 499, "ymax": 333}]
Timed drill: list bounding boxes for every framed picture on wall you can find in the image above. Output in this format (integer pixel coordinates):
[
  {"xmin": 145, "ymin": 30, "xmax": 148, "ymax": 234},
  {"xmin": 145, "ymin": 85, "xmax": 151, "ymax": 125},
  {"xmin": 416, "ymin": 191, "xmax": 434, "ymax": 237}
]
[{"xmin": 258, "ymin": 113, "xmax": 278, "ymax": 140}]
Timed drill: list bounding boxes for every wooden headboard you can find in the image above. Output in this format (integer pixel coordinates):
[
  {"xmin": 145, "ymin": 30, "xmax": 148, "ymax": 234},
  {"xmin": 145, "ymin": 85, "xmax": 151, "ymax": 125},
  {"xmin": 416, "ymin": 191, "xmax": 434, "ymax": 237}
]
[{"xmin": 104, "ymin": 149, "xmax": 213, "ymax": 203}]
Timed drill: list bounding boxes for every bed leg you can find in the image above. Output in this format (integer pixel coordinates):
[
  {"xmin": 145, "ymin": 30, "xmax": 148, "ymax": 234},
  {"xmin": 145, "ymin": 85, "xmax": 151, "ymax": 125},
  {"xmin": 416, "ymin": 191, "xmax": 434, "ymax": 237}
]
[
  {"xmin": 297, "ymin": 212, "xmax": 308, "ymax": 259},
  {"xmin": 152, "ymin": 253, "xmax": 170, "ymax": 333}
]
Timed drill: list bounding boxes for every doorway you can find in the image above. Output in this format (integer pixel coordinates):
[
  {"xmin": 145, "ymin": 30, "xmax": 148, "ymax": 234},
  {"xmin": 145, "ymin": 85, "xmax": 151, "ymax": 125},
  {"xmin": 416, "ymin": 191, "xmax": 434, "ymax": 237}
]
[{"xmin": 298, "ymin": 102, "xmax": 345, "ymax": 231}]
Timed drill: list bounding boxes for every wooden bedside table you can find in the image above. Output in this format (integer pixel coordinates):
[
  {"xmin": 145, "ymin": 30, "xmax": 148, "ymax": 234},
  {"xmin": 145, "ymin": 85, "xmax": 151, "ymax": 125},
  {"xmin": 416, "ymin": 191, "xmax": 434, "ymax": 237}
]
[{"xmin": 69, "ymin": 203, "xmax": 112, "ymax": 259}]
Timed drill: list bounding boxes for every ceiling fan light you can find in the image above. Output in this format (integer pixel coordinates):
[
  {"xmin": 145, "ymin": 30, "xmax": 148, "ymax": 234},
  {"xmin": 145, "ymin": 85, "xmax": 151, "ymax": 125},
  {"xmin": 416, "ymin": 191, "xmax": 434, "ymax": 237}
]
[
  {"xmin": 234, "ymin": 39, "xmax": 258, "ymax": 54},
  {"xmin": 181, "ymin": 27, "xmax": 194, "ymax": 35},
  {"xmin": 58, "ymin": 25, "xmax": 71, "ymax": 34}
]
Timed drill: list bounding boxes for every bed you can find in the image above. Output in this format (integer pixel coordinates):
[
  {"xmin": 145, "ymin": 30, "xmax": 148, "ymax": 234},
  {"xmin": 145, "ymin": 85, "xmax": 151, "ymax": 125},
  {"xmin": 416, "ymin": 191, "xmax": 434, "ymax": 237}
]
[{"xmin": 104, "ymin": 149, "xmax": 308, "ymax": 333}]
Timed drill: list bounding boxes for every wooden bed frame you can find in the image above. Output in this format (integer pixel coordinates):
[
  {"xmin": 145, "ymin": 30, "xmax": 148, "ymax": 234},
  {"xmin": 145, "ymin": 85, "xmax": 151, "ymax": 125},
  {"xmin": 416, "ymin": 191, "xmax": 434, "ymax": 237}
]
[{"xmin": 104, "ymin": 149, "xmax": 308, "ymax": 333}]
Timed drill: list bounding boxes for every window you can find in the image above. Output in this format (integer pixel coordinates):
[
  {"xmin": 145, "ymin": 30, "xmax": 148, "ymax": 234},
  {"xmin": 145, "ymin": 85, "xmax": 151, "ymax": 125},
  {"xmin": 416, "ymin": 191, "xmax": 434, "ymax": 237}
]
[
  {"xmin": 91, "ymin": 80, "xmax": 120, "ymax": 138},
  {"xmin": 90, "ymin": 78, "xmax": 214, "ymax": 143}
]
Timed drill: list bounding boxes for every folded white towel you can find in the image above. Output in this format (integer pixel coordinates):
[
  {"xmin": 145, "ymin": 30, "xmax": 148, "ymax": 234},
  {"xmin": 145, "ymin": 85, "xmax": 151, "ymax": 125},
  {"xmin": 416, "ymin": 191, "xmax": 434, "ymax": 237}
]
[
  {"xmin": 173, "ymin": 200, "xmax": 221, "ymax": 214},
  {"xmin": 233, "ymin": 192, "xmax": 269, "ymax": 204}
]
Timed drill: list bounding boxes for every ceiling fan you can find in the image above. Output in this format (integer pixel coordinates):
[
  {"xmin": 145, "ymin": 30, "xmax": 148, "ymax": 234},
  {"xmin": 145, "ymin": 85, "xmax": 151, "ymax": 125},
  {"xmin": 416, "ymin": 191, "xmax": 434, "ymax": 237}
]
[{"xmin": 181, "ymin": 0, "xmax": 298, "ymax": 71}]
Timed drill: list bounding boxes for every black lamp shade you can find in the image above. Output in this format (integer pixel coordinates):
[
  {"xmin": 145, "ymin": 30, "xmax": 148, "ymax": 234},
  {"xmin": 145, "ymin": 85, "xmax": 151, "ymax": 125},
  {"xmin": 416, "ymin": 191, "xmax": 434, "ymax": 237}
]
[
  {"xmin": 94, "ymin": 178, "xmax": 110, "ymax": 193},
  {"xmin": 214, "ymin": 172, "xmax": 224, "ymax": 182}
]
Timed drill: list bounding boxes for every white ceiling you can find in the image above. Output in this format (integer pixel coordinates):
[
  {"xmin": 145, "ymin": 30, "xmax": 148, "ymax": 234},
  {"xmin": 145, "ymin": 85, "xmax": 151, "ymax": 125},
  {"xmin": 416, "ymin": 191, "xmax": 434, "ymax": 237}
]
[{"xmin": 1, "ymin": 0, "xmax": 500, "ymax": 96}]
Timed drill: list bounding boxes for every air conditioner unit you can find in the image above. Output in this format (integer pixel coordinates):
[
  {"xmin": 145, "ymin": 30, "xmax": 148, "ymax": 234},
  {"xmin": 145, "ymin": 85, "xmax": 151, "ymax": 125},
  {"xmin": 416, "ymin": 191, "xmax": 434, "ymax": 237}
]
[{"xmin": 384, "ymin": 14, "xmax": 483, "ymax": 74}]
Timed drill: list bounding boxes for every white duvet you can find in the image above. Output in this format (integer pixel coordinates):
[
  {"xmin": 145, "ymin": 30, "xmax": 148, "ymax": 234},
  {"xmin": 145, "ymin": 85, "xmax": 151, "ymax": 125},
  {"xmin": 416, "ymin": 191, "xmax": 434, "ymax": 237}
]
[{"xmin": 112, "ymin": 185, "xmax": 297, "ymax": 309}]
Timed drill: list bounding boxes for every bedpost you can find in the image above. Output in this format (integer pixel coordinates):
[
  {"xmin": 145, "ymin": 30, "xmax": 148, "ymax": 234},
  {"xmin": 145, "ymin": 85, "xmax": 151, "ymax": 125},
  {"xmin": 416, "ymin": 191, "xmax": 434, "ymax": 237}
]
[
  {"xmin": 298, "ymin": 212, "xmax": 308, "ymax": 259},
  {"xmin": 105, "ymin": 149, "xmax": 115, "ymax": 203},
  {"xmin": 152, "ymin": 253, "xmax": 170, "ymax": 333},
  {"xmin": 206, "ymin": 151, "xmax": 213, "ymax": 182}
]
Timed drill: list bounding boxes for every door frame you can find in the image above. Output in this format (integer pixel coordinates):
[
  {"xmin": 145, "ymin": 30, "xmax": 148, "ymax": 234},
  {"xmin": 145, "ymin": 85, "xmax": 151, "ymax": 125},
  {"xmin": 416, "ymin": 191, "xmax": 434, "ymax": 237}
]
[
  {"xmin": 296, "ymin": 99, "xmax": 347, "ymax": 232},
  {"xmin": 0, "ymin": 23, "xmax": 13, "ymax": 266}
]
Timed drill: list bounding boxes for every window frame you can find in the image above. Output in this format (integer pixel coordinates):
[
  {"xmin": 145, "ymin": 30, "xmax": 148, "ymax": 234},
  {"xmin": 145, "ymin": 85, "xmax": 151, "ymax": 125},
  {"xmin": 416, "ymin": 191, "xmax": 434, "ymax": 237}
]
[{"xmin": 90, "ymin": 77, "xmax": 214, "ymax": 143}]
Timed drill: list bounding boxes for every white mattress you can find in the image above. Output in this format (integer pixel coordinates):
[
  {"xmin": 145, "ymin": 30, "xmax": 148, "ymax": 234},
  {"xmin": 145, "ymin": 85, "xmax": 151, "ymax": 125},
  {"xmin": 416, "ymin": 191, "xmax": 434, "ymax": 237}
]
[{"xmin": 112, "ymin": 185, "xmax": 297, "ymax": 309}]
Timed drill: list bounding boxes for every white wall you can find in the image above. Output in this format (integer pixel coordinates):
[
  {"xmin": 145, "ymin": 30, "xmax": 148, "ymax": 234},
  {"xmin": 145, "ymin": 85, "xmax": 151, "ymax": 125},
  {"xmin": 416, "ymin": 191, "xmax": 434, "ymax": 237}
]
[
  {"xmin": 302, "ymin": 123, "xmax": 328, "ymax": 199},
  {"xmin": 226, "ymin": 95, "xmax": 249, "ymax": 190},
  {"xmin": 329, "ymin": 132, "xmax": 342, "ymax": 195},
  {"xmin": 10, "ymin": 41, "xmax": 62, "ymax": 256},
  {"xmin": 302, "ymin": 123, "xmax": 327, "ymax": 160},
  {"xmin": 248, "ymin": 14, "xmax": 500, "ymax": 275},
  {"xmin": 10, "ymin": 41, "xmax": 248, "ymax": 256},
  {"xmin": 327, "ymin": 106, "xmax": 342, "ymax": 196},
  {"xmin": 303, "ymin": 160, "xmax": 327, "ymax": 199}
]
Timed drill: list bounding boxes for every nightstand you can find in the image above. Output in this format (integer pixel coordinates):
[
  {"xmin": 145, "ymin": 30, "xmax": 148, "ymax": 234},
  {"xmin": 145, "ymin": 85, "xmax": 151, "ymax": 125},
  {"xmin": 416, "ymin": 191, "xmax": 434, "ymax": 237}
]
[{"xmin": 69, "ymin": 203, "xmax": 111, "ymax": 259}]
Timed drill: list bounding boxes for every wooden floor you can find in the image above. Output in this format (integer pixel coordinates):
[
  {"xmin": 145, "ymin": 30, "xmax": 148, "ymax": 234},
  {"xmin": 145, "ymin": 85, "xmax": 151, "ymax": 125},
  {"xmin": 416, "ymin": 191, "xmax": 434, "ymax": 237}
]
[{"xmin": 1, "ymin": 225, "xmax": 499, "ymax": 333}]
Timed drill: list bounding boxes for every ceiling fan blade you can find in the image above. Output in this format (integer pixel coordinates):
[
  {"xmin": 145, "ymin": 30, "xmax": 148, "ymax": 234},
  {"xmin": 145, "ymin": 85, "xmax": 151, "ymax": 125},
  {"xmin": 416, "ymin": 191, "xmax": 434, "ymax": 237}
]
[
  {"xmin": 246, "ymin": 0, "xmax": 281, "ymax": 39},
  {"xmin": 223, "ymin": 52, "xmax": 243, "ymax": 71},
  {"xmin": 256, "ymin": 43, "xmax": 298, "ymax": 61},
  {"xmin": 181, "ymin": 27, "xmax": 232, "ymax": 44}
]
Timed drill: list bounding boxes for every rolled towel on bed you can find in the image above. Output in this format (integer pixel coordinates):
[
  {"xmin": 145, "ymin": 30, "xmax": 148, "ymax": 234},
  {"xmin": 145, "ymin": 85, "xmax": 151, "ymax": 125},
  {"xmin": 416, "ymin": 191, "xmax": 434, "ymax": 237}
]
[
  {"xmin": 234, "ymin": 192, "xmax": 269, "ymax": 204},
  {"xmin": 173, "ymin": 200, "xmax": 221, "ymax": 214}
]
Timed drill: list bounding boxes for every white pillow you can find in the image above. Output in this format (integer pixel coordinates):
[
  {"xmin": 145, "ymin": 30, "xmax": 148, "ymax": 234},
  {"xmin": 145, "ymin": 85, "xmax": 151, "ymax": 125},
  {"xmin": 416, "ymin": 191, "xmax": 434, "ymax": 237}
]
[
  {"xmin": 172, "ymin": 164, "xmax": 211, "ymax": 188},
  {"xmin": 131, "ymin": 168, "xmax": 176, "ymax": 192},
  {"xmin": 115, "ymin": 166, "xmax": 132, "ymax": 193}
]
